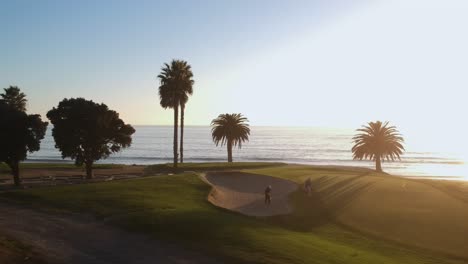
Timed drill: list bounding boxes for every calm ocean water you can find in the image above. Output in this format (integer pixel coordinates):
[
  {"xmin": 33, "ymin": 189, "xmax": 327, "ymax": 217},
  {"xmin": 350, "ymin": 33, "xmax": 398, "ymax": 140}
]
[{"xmin": 27, "ymin": 126, "xmax": 467, "ymax": 180}]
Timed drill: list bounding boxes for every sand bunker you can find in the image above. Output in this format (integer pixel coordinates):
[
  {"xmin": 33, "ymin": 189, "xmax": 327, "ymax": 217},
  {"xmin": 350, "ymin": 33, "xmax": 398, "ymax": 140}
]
[{"xmin": 203, "ymin": 172, "xmax": 297, "ymax": 217}]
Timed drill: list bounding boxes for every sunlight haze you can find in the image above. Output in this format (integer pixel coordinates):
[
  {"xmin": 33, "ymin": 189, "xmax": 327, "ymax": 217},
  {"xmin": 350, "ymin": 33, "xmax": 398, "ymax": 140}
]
[
  {"xmin": 2, "ymin": 0, "xmax": 467, "ymax": 157},
  {"xmin": 3, "ymin": 2, "xmax": 468, "ymax": 263}
]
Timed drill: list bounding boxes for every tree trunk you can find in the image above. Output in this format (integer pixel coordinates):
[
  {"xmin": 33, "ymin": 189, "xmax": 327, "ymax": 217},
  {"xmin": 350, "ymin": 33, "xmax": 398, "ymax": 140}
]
[
  {"xmin": 375, "ymin": 156, "xmax": 382, "ymax": 172},
  {"xmin": 173, "ymin": 104, "xmax": 179, "ymax": 169},
  {"xmin": 85, "ymin": 161, "xmax": 94, "ymax": 179},
  {"xmin": 180, "ymin": 104, "xmax": 184, "ymax": 164},
  {"xmin": 10, "ymin": 161, "xmax": 21, "ymax": 187},
  {"xmin": 227, "ymin": 140, "xmax": 233, "ymax": 163}
]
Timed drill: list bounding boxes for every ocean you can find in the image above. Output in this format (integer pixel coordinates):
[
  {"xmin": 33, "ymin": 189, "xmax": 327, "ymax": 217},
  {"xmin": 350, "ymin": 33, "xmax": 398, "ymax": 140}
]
[{"xmin": 27, "ymin": 126, "xmax": 467, "ymax": 180}]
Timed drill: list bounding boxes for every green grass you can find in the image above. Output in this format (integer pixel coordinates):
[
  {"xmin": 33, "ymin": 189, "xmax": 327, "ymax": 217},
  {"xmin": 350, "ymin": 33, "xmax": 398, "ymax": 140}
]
[
  {"xmin": 0, "ymin": 167, "xmax": 463, "ymax": 264},
  {"xmin": 245, "ymin": 164, "xmax": 376, "ymax": 183},
  {"xmin": 0, "ymin": 235, "xmax": 46, "ymax": 264},
  {"xmin": 145, "ymin": 162, "xmax": 286, "ymax": 174}
]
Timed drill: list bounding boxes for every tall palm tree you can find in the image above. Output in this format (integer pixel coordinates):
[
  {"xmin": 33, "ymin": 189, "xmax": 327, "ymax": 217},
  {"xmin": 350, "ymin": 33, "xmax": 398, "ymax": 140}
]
[
  {"xmin": 158, "ymin": 60, "xmax": 194, "ymax": 168},
  {"xmin": 211, "ymin": 113, "xmax": 250, "ymax": 162},
  {"xmin": 352, "ymin": 121, "xmax": 405, "ymax": 172}
]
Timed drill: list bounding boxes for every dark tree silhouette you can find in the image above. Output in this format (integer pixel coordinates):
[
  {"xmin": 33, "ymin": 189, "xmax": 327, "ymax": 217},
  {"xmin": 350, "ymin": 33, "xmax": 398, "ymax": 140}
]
[
  {"xmin": 47, "ymin": 98, "xmax": 135, "ymax": 179},
  {"xmin": 352, "ymin": 121, "xmax": 405, "ymax": 172},
  {"xmin": 211, "ymin": 113, "xmax": 250, "ymax": 162},
  {"xmin": 158, "ymin": 59, "xmax": 194, "ymax": 167},
  {"xmin": 0, "ymin": 102, "xmax": 47, "ymax": 186},
  {"xmin": 1, "ymin": 86, "xmax": 27, "ymax": 112},
  {"xmin": 179, "ymin": 88, "xmax": 193, "ymax": 164}
]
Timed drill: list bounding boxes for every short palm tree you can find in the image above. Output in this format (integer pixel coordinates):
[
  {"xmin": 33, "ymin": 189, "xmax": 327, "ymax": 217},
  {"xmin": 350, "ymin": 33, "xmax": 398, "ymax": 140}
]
[
  {"xmin": 211, "ymin": 113, "xmax": 250, "ymax": 162},
  {"xmin": 158, "ymin": 60, "xmax": 194, "ymax": 168},
  {"xmin": 352, "ymin": 121, "xmax": 404, "ymax": 172}
]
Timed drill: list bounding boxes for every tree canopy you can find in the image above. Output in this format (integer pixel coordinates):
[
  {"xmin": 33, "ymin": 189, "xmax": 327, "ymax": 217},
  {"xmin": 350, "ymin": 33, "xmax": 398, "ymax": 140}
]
[
  {"xmin": 1, "ymin": 86, "xmax": 27, "ymax": 112},
  {"xmin": 0, "ymin": 102, "xmax": 48, "ymax": 186},
  {"xmin": 47, "ymin": 98, "xmax": 135, "ymax": 178}
]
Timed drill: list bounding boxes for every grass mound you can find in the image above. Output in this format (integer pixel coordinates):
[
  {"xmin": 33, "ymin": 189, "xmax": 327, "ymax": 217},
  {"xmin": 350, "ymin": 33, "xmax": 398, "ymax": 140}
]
[
  {"xmin": 144, "ymin": 162, "xmax": 286, "ymax": 174},
  {"xmin": 246, "ymin": 165, "xmax": 468, "ymax": 260}
]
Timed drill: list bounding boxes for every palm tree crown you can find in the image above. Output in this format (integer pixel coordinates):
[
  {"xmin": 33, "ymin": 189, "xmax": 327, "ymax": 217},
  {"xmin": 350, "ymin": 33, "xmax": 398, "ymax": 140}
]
[
  {"xmin": 211, "ymin": 113, "xmax": 250, "ymax": 162},
  {"xmin": 158, "ymin": 60, "xmax": 193, "ymax": 109},
  {"xmin": 352, "ymin": 121, "xmax": 404, "ymax": 172}
]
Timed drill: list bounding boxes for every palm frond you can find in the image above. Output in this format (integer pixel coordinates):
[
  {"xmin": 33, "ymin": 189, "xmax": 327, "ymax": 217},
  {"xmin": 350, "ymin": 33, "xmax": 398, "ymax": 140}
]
[
  {"xmin": 352, "ymin": 121, "xmax": 405, "ymax": 162},
  {"xmin": 157, "ymin": 59, "xmax": 194, "ymax": 109}
]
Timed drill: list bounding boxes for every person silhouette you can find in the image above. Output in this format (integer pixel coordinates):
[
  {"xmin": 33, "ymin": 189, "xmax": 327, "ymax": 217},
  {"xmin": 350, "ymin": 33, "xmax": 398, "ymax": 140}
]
[{"xmin": 264, "ymin": 185, "xmax": 272, "ymax": 205}]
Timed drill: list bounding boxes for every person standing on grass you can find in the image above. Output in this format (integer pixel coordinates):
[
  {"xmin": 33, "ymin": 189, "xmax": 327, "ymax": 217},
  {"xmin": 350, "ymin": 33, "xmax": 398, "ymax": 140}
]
[{"xmin": 265, "ymin": 185, "xmax": 272, "ymax": 205}]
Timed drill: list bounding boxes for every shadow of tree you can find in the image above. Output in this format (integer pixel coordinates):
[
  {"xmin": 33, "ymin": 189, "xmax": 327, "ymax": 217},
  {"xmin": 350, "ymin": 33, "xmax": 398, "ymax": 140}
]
[{"xmin": 268, "ymin": 173, "xmax": 376, "ymax": 232}]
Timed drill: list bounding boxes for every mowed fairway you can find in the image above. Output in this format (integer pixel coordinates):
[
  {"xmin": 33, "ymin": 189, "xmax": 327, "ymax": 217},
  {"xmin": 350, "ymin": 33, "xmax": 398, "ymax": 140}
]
[
  {"xmin": 247, "ymin": 164, "xmax": 468, "ymax": 259},
  {"xmin": 0, "ymin": 163, "xmax": 466, "ymax": 264}
]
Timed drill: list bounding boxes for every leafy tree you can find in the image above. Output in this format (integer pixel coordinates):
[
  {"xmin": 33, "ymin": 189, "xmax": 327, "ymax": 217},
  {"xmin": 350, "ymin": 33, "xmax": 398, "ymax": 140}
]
[
  {"xmin": 352, "ymin": 121, "xmax": 405, "ymax": 172},
  {"xmin": 0, "ymin": 102, "xmax": 47, "ymax": 186},
  {"xmin": 211, "ymin": 113, "xmax": 250, "ymax": 162},
  {"xmin": 47, "ymin": 98, "xmax": 135, "ymax": 179},
  {"xmin": 158, "ymin": 59, "xmax": 194, "ymax": 167},
  {"xmin": 1, "ymin": 86, "xmax": 27, "ymax": 112}
]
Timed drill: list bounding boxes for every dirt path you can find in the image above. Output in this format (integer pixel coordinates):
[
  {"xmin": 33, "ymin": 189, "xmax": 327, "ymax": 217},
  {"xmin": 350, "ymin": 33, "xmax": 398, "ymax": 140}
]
[
  {"xmin": 0, "ymin": 203, "xmax": 220, "ymax": 264},
  {"xmin": 204, "ymin": 172, "xmax": 298, "ymax": 217}
]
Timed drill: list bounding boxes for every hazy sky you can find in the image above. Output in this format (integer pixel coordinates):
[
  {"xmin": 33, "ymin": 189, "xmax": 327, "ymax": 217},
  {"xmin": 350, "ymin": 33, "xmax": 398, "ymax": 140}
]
[{"xmin": 1, "ymin": 0, "xmax": 467, "ymax": 155}]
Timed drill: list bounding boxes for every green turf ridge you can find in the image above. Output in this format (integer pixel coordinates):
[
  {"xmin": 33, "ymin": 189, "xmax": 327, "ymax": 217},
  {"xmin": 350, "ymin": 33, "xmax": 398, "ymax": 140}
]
[
  {"xmin": 0, "ymin": 163, "xmax": 464, "ymax": 264},
  {"xmin": 144, "ymin": 162, "xmax": 287, "ymax": 174}
]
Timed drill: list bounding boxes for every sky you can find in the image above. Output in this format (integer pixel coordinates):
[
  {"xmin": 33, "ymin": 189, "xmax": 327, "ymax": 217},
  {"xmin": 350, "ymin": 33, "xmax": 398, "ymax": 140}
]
[{"xmin": 1, "ymin": 0, "xmax": 468, "ymax": 156}]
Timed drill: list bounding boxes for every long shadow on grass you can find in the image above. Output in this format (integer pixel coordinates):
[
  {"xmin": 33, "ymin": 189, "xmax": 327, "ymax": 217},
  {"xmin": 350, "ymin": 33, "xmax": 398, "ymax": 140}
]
[
  {"xmin": 104, "ymin": 205, "xmax": 275, "ymax": 264},
  {"xmin": 268, "ymin": 173, "xmax": 375, "ymax": 232}
]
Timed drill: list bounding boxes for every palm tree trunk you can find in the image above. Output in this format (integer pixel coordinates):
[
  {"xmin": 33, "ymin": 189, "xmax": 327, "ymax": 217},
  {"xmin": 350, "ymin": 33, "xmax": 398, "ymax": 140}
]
[
  {"xmin": 173, "ymin": 104, "xmax": 179, "ymax": 169},
  {"xmin": 180, "ymin": 104, "xmax": 184, "ymax": 163},
  {"xmin": 376, "ymin": 156, "xmax": 382, "ymax": 172},
  {"xmin": 227, "ymin": 140, "xmax": 233, "ymax": 162},
  {"xmin": 10, "ymin": 161, "xmax": 21, "ymax": 187}
]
